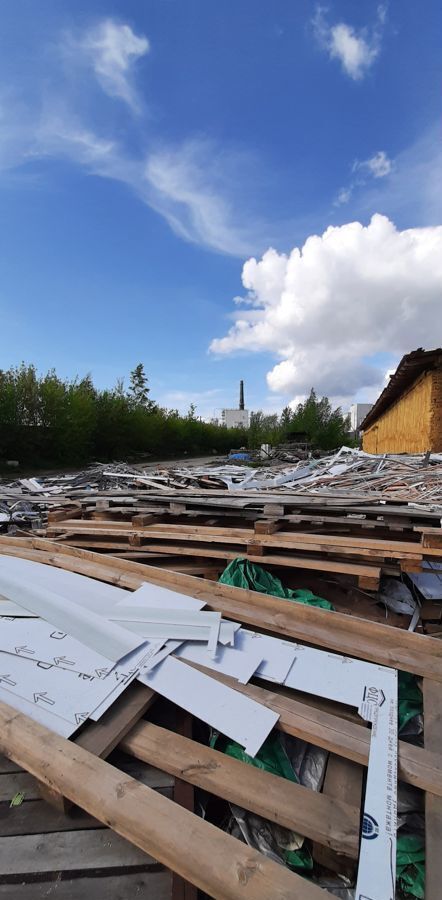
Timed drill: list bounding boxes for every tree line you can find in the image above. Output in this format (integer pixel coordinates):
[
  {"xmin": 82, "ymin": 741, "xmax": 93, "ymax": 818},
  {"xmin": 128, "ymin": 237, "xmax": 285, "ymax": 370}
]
[
  {"xmin": 0, "ymin": 364, "xmax": 352, "ymax": 469},
  {"xmin": 248, "ymin": 390, "xmax": 353, "ymax": 452}
]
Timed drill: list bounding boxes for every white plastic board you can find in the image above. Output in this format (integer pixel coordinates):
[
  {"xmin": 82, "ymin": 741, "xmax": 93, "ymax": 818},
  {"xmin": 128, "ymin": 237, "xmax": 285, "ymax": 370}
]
[
  {"xmin": 0, "ymin": 555, "xmax": 128, "ymax": 615},
  {"xmin": 138, "ymin": 656, "xmax": 279, "ymax": 756},
  {"xmin": 0, "ymin": 651, "xmax": 124, "ymax": 727},
  {"xmin": 0, "ymin": 684, "xmax": 76, "ymax": 738},
  {"xmin": 111, "ymin": 615, "xmax": 234, "ymax": 650},
  {"xmin": 123, "ymin": 582, "xmax": 206, "ymax": 611},
  {"xmin": 0, "ymin": 616, "xmax": 116, "ymax": 675},
  {"xmin": 235, "ymin": 630, "xmax": 298, "ymax": 684},
  {"xmin": 174, "ymin": 639, "xmax": 264, "ymax": 684},
  {"xmin": 282, "ymin": 644, "xmax": 397, "ymax": 900},
  {"xmin": 88, "ymin": 641, "xmax": 164, "ymax": 720},
  {"xmin": 0, "ymin": 569, "xmax": 145, "ymax": 662}
]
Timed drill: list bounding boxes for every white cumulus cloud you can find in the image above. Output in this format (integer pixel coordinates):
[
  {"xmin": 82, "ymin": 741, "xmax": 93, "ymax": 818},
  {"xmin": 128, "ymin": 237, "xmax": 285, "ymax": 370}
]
[
  {"xmin": 210, "ymin": 214, "xmax": 442, "ymax": 403},
  {"xmin": 312, "ymin": 6, "xmax": 385, "ymax": 80},
  {"xmin": 72, "ymin": 20, "xmax": 149, "ymax": 111}
]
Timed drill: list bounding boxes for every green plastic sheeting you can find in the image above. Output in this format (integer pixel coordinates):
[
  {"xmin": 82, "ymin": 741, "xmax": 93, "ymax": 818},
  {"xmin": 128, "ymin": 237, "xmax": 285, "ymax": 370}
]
[
  {"xmin": 396, "ymin": 834, "xmax": 425, "ymax": 899},
  {"xmin": 398, "ymin": 671, "xmax": 423, "ymax": 733},
  {"xmin": 219, "ymin": 558, "xmax": 334, "ymax": 610},
  {"xmin": 211, "ymin": 731, "xmax": 299, "ymax": 783},
  {"xmin": 213, "ymin": 731, "xmax": 313, "ymax": 872}
]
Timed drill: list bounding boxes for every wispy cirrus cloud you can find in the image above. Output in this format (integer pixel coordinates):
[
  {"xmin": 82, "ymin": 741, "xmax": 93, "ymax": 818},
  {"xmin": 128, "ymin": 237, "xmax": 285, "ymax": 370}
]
[
  {"xmin": 334, "ymin": 149, "xmax": 393, "ymax": 206},
  {"xmin": 63, "ymin": 19, "xmax": 150, "ymax": 113},
  {"xmin": 145, "ymin": 141, "xmax": 260, "ymax": 256},
  {"xmin": 0, "ymin": 19, "xmax": 270, "ymax": 257},
  {"xmin": 312, "ymin": 5, "xmax": 387, "ymax": 80},
  {"xmin": 353, "ymin": 150, "xmax": 392, "ymax": 179}
]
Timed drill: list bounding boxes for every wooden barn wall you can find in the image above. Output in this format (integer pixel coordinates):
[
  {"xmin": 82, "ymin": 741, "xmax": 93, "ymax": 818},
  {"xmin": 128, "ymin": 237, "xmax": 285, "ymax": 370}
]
[
  {"xmin": 430, "ymin": 368, "xmax": 442, "ymax": 451},
  {"xmin": 362, "ymin": 370, "xmax": 435, "ymax": 453}
]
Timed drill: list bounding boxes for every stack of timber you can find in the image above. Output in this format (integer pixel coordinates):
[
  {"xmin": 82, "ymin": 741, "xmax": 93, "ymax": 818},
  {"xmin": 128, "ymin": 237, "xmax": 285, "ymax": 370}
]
[
  {"xmin": 41, "ymin": 501, "xmax": 442, "ymax": 593},
  {"xmin": 0, "ymin": 536, "xmax": 440, "ymax": 899}
]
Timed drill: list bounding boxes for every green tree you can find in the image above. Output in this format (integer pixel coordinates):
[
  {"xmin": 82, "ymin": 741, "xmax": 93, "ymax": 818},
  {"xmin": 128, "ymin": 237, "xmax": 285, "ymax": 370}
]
[{"xmin": 129, "ymin": 363, "xmax": 156, "ymax": 411}]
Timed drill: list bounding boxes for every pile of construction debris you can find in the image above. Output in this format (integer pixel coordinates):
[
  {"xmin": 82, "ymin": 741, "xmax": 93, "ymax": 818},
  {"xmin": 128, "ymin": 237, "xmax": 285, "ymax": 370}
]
[
  {"xmin": 0, "ymin": 439, "xmax": 441, "ymax": 897},
  {"xmin": 0, "ymin": 536, "xmax": 438, "ymax": 898},
  {"xmin": 2, "ymin": 448, "xmax": 442, "ymax": 535}
]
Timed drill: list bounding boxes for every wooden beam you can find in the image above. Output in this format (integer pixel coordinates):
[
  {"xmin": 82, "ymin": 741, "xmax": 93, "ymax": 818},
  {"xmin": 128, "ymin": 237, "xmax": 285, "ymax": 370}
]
[
  {"xmin": 0, "ymin": 537, "xmax": 441, "ymax": 679},
  {"xmin": 171, "ymin": 711, "xmax": 198, "ymax": 900},
  {"xmin": 0, "ymin": 701, "xmax": 331, "ymax": 900},
  {"xmin": 312, "ymin": 754, "xmax": 363, "ymax": 877},
  {"xmin": 121, "ymin": 721, "xmax": 359, "ymax": 857},
  {"xmin": 183, "ymin": 664, "xmax": 442, "ymax": 797},
  {"xmin": 424, "ymin": 679, "xmax": 442, "ymax": 900},
  {"xmin": 37, "ymin": 681, "xmax": 156, "ymax": 812}
]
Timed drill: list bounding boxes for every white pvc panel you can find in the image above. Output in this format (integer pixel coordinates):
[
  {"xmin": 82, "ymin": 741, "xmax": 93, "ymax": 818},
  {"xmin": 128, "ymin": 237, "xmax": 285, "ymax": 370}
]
[
  {"xmin": 138, "ymin": 656, "xmax": 279, "ymax": 756},
  {"xmin": 0, "ymin": 566, "xmax": 145, "ymax": 662}
]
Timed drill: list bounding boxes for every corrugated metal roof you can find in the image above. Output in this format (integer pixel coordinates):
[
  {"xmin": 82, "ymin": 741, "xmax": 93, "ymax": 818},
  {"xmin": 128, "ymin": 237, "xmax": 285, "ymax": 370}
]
[{"xmin": 361, "ymin": 347, "xmax": 442, "ymax": 431}]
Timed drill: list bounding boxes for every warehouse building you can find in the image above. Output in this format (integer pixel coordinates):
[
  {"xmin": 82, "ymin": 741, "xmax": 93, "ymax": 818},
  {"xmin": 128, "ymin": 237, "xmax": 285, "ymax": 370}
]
[{"xmin": 361, "ymin": 348, "xmax": 442, "ymax": 454}]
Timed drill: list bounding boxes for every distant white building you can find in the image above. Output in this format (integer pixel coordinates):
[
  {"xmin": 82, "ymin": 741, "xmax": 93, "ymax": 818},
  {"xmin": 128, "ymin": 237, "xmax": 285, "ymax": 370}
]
[
  {"xmin": 221, "ymin": 408, "xmax": 249, "ymax": 429},
  {"xmin": 349, "ymin": 403, "xmax": 373, "ymax": 432},
  {"xmin": 221, "ymin": 379, "xmax": 249, "ymax": 428}
]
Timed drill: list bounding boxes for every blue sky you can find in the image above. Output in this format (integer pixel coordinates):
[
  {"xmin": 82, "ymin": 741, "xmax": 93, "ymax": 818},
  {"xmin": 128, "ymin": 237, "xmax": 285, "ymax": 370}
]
[{"xmin": 1, "ymin": 1, "xmax": 441, "ymax": 418}]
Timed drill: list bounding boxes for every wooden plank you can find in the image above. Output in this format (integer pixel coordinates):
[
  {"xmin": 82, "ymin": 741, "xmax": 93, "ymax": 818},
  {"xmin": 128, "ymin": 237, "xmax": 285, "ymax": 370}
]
[
  {"xmin": 312, "ymin": 754, "xmax": 363, "ymax": 876},
  {"xmin": 8, "ymin": 760, "xmax": 172, "ymax": 806},
  {"xmin": 0, "ymin": 829, "xmax": 157, "ymax": 875},
  {"xmin": 0, "ymin": 755, "xmax": 21, "ymax": 775},
  {"xmin": 91, "ymin": 539, "xmax": 384, "ymax": 580},
  {"xmin": 424, "ymin": 679, "xmax": 442, "ymax": 900},
  {"xmin": 1, "ymin": 538, "xmax": 441, "ymax": 678},
  {"xmin": 47, "ymin": 507, "xmax": 82, "ymax": 524},
  {"xmin": 77, "ymin": 682, "xmax": 156, "ymax": 757},
  {"xmin": 37, "ymin": 682, "xmax": 157, "ymax": 812},
  {"xmin": 185, "ymin": 665, "xmax": 442, "ymax": 796},
  {"xmin": 0, "ymin": 700, "xmax": 332, "ymax": 900},
  {"xmin": 0, "ymin": 798, "xmax": 102, "ymax": 836},
  {"xmin": 171, "ymin": 711, "xmax": 198, "ymax": 900},
  {"xmin": 45, "ymin": 520, "xmax": 431, "ymax": 559},
  {"xmin": 254, "ymin": 520, "xmax": 282, "ymax": 534},
  {"xmin": 0, "ymin": 871, "xmax": 172, "ymax": 899},
  {"xmin": 422, "ymin": 532, "xmax": 442, "ymax": 549},
  {"xmin": 0, "ymin": 788, "xmax": 174, "ymax": 838},
  {"xmin": 0, "ymin": 772, "xmax": 40, "ymax": 802},
  {"xmin": 121, "ymin": 722, "xmax": 359, "ymax": 857},
  {"xmin": 132, "ymin": 514, "xmax": 160, "ymax": 527}
]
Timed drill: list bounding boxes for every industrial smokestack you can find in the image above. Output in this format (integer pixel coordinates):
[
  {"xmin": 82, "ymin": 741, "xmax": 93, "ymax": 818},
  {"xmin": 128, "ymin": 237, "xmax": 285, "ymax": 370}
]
[{"xmin": 239, "ymin": 380, "xmax": 244, "ymax": 410}]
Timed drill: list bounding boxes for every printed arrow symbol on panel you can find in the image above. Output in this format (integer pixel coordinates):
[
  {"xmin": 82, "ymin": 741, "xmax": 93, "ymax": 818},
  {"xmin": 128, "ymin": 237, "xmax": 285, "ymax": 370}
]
[
  {"xmin": 95, "ymin": 667, "xmax": 109, "ymax": 678},
  {"xmin": 0, "ymin": 675, "xmax": 17, "ymax": 686},
  {"xmin": 75, "ymin": 712, "xmax": 89, "ymax": 725},
  {"xmin": 33, "ymin": 692, "xmax": 55, "ymax": 706},
  {"xmin": 15, "ymin": 646, "xmax": 35, "ymax": 656},
  {"xmin": 53, "ymin": 656, "xmax": 75, "ymax": 667}
]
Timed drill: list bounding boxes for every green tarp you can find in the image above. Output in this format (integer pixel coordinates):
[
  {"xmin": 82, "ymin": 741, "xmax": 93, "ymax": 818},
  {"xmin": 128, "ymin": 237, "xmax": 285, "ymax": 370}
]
[
  {"xmin": 396, "ymin": 834, "xmax": 425, "ymax": 898},
  {"xmin": 219, "ymin": 557, "xmax": 334, "ymax": 610},
  {"xmin": 213, "ymin": 731, "xmax": 313, "ymax": 871}
]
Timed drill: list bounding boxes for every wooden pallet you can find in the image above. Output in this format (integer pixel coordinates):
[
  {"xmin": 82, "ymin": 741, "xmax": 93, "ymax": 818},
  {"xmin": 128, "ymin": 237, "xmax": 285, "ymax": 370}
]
[
  {"xmin": 43, "ymin": 515, "xmax": 442, "ymax": 590},
  {"xmin": 0, "ymin": 748, "xmax": 174, "ymax": 900}
]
